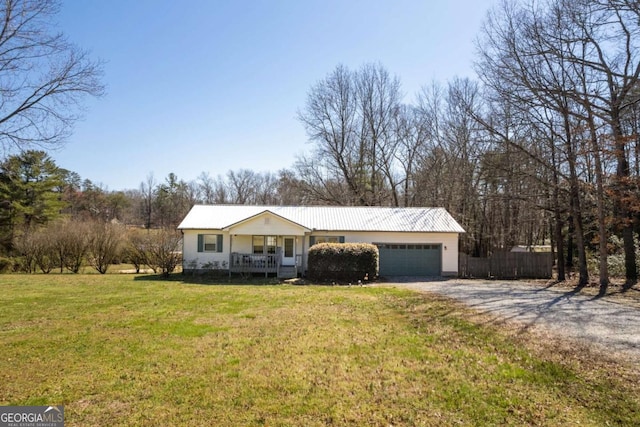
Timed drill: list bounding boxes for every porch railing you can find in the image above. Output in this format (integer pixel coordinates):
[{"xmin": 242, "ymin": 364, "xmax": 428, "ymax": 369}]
[{"xmin": 230, "ymin": 252, "xmax": 279, "ymax": 274}]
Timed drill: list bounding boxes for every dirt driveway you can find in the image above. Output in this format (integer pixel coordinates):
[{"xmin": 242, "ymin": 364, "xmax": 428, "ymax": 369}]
[{"xmin": 384, "ymin": 278, "xmax": 640, "ymax": 361}]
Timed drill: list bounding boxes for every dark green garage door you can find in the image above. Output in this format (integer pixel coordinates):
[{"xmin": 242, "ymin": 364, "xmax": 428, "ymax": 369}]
[{"xmin": 377, "ymin": 244, "xmax": 442, "ymax": 276}]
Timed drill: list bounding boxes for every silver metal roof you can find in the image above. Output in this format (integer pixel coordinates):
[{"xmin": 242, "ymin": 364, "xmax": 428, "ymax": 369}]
[{"xmin": 178, "ymin": 205, "xmax": 465, "ymax": 233}]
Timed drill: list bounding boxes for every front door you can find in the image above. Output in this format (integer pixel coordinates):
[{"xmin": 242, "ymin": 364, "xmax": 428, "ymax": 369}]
[{"xmin": 282, "ymin": 237, "xmax": 296, "ymax": 266}]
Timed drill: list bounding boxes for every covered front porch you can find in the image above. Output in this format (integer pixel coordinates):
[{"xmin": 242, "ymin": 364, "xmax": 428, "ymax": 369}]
[
  {"xmin": 229, "ymin": 250, "xmax": 303, "ymax": 278},
  {"xmin": 224, "ymin": 210, "xmax": 310, "ymax": 279}
]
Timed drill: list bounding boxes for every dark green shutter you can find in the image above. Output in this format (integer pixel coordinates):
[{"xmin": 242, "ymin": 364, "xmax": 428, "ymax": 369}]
[
  {"xmin": 309, "ymin": 236, "xmax": 315, "ymax": 246},
  {"xmin": 217, "ymin": 235, "xmax": 223, "ymax": 252},
  {"xmin": 197, "ymin": 234, "xmax": 204, "ymax": 252},
  {"xmin": 339, "ymin": 236, "xmax": 345, "ymax": 243}
]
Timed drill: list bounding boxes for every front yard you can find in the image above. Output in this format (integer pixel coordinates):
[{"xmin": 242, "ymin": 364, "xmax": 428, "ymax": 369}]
[{"xmin": 0, "ymin": 274, "xmax": 638, "ymax": 426}]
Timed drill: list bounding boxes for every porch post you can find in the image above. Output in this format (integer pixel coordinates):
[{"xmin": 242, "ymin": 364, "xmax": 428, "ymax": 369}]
[
  {"xmin": 302, "ymin": 233, "xmax": 307, "ymax": 275},
  {"xmin": 228, "ymin": 234, "xmax": 232, "ymax": 278}
]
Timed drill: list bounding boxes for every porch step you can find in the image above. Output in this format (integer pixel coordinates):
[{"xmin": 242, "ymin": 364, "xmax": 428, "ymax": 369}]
[{"xmin": 278, "ymin": 266, "xmax": 297, "ymax": 279}]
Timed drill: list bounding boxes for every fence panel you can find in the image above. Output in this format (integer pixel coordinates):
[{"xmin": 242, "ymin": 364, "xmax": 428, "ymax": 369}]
[{"xmin": 459, "ymin": 252, "xmax": 552, "ymax": 279}]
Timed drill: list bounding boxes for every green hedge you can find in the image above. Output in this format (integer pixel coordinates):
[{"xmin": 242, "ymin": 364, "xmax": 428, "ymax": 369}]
[
  {"xmin": 0, "ymin": 256, "xmax": 13, "ymax": 273},
  {"xmin": 307, "ymin": 243, "xmax": 378, "ymax": 283}
]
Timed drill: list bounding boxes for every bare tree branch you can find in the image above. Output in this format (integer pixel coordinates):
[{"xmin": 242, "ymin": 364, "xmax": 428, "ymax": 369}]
[{"xmin": 0, "ymin": 0, "xmax": 103, "ymax": 152}]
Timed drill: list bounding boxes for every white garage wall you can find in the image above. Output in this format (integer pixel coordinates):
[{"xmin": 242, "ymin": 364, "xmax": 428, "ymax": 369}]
[{"xmin": 310, "ymin": 231, "xmax": 460, "ymax": 276}]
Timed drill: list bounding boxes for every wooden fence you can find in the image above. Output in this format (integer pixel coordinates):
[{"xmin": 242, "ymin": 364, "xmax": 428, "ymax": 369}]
[{"xmin": 458, "ymin": 252, "xmax": 553, "ymax": 279}]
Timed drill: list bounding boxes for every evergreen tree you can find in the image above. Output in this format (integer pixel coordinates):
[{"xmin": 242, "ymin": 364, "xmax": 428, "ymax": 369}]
[{"xmin": 0, "ymin": 150, "xmax": 66, "ymax": 251}]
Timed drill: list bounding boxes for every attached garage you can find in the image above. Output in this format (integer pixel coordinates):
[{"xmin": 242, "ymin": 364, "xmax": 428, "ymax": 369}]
[{"xmin": 377, "ymin": 244, "xmax": 442, "ymax": 276}]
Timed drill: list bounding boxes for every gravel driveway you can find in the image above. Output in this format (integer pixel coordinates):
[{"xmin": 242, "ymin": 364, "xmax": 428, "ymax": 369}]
[{"xmin": 385, "ymin": 278, "xmax": 640, "ymax": 361}]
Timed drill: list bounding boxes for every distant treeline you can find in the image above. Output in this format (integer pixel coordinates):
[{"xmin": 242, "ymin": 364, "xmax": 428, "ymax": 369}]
[{"xmin": 3, "ymin": 1, "xmax": 640, "ymax": 289}]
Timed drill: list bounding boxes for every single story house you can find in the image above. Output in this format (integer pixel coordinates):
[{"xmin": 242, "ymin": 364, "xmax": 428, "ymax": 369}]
[{"xmin": 177, "ymin": 205, "xmax": 465, "ymax": 279}]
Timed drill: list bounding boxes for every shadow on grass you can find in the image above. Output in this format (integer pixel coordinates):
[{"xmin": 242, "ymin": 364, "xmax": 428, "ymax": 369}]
[
  {"xmin": 132, "ymin": 272, "xmax": 283, "ymax": 286},
  {"xmin": 131, "ymin": 272, "xmax": 382, "ymax": 287},
  {"xmin": 544, "ymin": 277, "xmax": 640, "ymax": 301}
]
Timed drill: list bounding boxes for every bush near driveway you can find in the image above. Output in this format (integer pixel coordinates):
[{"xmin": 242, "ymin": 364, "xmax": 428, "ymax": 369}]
[{"xmin": 307, "ymin": 242, "xmax": 378, "ymax": 282}]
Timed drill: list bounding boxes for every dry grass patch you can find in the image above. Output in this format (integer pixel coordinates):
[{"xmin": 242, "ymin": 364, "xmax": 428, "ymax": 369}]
[{"xmin": 0, "ymin": 274, "xmax": 638, "ymax": 426}]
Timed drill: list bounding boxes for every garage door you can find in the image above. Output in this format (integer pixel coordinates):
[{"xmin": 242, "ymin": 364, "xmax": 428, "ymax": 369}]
[{"xmin": 377, "ymin": 244, "xmax": 442, "ymax": 276}]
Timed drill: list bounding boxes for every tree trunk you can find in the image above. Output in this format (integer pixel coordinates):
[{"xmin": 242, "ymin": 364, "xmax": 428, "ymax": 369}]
[
  {"xmin": 582, "ymin": 86, "xmax": 609, "ymax": 293},
  {"xmin": 563, "ymin": 109, "xmax": 588, "ymax": 286},
  {"xmin": 568, "ymin": 188, "xmax": 589, "ymax": 287},
  {"xmin": 554, "ymin": 206, "xmax": 565, "ymax": 282},
  {"xmin": 612, "ymin": 106, "xmax": 638, "ymax": 287},
  {"xmin": 550, "ymin": 137, "xmax": 565, "ymax": 282}
]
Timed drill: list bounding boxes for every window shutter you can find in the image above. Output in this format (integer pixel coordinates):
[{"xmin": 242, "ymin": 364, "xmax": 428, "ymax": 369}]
[
  {"xmin": 339, "ymin": 236, "xmax": 345, "ymax": 243},
  {"xmin": 217, "ymin": 235, "xmax": 223, "ymax": 253},
  {"xmin": 197, "ymin": 234, "xmax": 204, "ymax": 252},
  {"xmin": 309, "ymin": 236, "xmax": 315, "ymax": 246}
]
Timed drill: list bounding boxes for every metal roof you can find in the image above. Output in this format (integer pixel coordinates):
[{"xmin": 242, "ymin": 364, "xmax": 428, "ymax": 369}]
[{"xmin": 178, "ymin": 205, "xmax": 465, "ymax": 233}]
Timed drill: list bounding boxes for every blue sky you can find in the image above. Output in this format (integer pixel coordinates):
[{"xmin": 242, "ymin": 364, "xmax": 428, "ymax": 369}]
[{"xmin": 54, "ymin": 0, "xmax": 496, "ymax": 191}]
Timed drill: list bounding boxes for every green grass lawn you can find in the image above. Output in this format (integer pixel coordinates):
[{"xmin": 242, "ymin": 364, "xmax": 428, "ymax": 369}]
[{"xmin": 0, "ymin": 274, "xmax": 638, "ymax": 426}]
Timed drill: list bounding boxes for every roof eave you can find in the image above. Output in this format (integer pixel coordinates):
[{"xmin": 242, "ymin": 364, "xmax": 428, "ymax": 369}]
[{"xmin": 222, "ymin": 209, "xmax": 312, "ymax": 232}]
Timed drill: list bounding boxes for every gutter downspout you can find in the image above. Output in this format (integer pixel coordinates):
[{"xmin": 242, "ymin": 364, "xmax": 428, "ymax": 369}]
[{"xmin": 180, "ymin": 230, "xmax": 184, "ymax": 274}]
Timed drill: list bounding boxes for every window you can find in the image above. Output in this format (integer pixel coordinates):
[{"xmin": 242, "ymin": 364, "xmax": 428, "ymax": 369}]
[
  {"xmin": 253, "ymin": 236, "xmax": 277, "ymax": 254},
  {"xmin": 197, "ymin": 234, "xmax": 223, "ymax": 253},
  {"xmin": 266, "ymin": 236, "xmax": 277, "ymax": 254},
  {"xmin": 310, "ymin": 236, "xmax": 345, "ymax": 246},
  {"xmin": 318, "ymin": 236, "xmax": 340, "ymax": 244},
  {"xmin": 253, "ymin": 236, "xmax": 264, "ymax": 254},
  {"xmin": 203, "ymin": 235, "xmax": 217, "ymax": 251}
]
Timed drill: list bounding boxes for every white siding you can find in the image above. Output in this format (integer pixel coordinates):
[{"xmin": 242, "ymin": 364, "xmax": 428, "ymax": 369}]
[
  {"xmin": 308, "ymin": 231, "xmax": 459, "ymax": 275},
  {"xmin": 182, "ymin": 231, "xmax": 305, "ymax": 271},
  {"xmin": 182, "ymin": 230, "xmax": 230, "ymax": 269},
  {"xmin": 182, "ymin": 229, "xmax": 459, "ymax": 276}
]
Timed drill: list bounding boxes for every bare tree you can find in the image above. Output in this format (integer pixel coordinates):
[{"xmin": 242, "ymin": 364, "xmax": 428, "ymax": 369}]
[
  {"xmin": 275, "ymin": 169, "xmax": 309, "ymax": 205},
  {"xmin": 212, "ymin": 174, "xmax": 230, "ymax": 204},
  {"xmin": 143, "ymin": 229, "xmax": 182, "ymax": 277},
  {"xmin": 227, "ymin": 169, "xmax": 258, "ymax": 204},
  {"xmin": 355, "ymin": 63, "xmax": 402, "ymax": 205},
  {"xmin": 290, "ymin": 154, "xmax": 354, "ymax": 205},
  {"xmin": 12, "ymin": 229, "xmax": 36, "ymax": 272},
  {"xmin": 0, "ymin": 0, "xmax": 103, "ymax": 151},
  {"xmin": 411, "ymin": 80, "xmax": 490, "ymax": 254},
  {"xmin": 86, "ymin": 220, "xmax": 124, "ymax": 274},
  {"xmin": 140, "ymin": 173, "xmax": 155, "ymax": 229},
  {"xmin": 562, "ymin": 0, "xmax": 640, "ymax": 286},
  {"xmin": 51, "ymin": 219, "xmax": 89, "ymax": 273},
  {"xmin": 297, "ymin": 63, "xmax": 403, "ymax": 206},
  {"xmin": 123, "ymin": 228, "xmax": 149, "ymax": 273},
  {"xmin": 392, "ymin": 104, "xmax": 428, "ymax": 207},
  {"xmin": 476, "ymin": 0, "xmax": 593, "ymax": 285},
  {"xmin": 16, "ymin": 225, "xmax": 59, "ymax": 274},
  {"xmin": 197, "ymin": 172, "xmax": 216, "ymax": 204},
  {"xmin": 297, "ymin": 65, "xmax": 364, "ymax": 204},
  {"xmin": 254, "ymin": 172, "xmax": 280, "ymax": 205}
]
